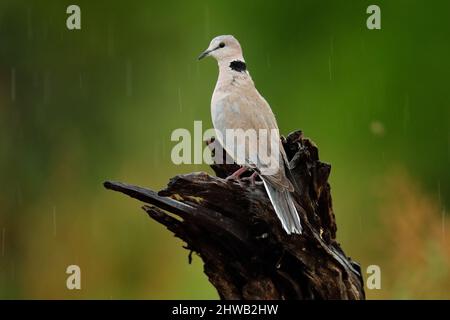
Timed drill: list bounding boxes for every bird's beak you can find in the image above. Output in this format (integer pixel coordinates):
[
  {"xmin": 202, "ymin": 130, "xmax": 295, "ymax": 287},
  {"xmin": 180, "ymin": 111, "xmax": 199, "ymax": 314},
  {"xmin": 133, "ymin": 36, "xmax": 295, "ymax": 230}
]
[{"xmin": 198, "ymin": 49, "xmax": 211, "ymax": 60}]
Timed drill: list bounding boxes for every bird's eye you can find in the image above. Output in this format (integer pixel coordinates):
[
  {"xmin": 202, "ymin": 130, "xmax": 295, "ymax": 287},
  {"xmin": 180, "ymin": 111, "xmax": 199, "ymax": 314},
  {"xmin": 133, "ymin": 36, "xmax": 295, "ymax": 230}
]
[{"xmin": 219, "ymin": 42, "xmax": 225, "ymax": 48}]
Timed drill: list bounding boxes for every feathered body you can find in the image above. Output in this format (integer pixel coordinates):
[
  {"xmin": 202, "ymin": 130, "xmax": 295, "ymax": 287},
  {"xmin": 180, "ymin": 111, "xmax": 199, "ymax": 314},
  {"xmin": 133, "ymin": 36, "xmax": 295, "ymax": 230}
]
[{"xmin": 200, "ymin": 35, "xmax": 302, "ymax": 234}]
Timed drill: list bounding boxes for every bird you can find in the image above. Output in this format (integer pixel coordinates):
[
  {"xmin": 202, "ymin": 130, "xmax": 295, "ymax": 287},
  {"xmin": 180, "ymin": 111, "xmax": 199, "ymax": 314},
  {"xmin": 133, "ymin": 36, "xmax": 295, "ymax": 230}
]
[{"xmin": 198, "ymin": 35, "xmax": 302, "ymax": 235}]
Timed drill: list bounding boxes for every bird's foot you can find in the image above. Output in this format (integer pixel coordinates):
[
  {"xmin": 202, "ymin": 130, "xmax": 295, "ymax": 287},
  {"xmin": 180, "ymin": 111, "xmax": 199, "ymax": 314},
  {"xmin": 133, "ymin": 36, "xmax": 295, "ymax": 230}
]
[
  {"xmin": 225, "ymin": 167, "xmax": 248, "ymax": 181},
  {"xmin": 243, "ymin": 171, "xmax": 263, "ymax": 187}
]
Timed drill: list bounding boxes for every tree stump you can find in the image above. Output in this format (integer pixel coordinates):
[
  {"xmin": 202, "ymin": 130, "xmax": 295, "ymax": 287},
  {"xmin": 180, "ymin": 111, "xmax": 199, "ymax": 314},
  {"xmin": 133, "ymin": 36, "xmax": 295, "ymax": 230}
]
[{"xmin": 103, "ymin": 130, "xmax": 365, "ymax": 300}]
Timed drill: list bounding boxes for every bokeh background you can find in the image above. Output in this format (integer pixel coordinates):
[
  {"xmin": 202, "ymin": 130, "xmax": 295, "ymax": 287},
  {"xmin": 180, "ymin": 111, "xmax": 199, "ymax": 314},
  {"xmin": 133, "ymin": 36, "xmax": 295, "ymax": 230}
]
[{"xmin": 0, "ymin": 0, "xmax": 449, "ymax": 299}]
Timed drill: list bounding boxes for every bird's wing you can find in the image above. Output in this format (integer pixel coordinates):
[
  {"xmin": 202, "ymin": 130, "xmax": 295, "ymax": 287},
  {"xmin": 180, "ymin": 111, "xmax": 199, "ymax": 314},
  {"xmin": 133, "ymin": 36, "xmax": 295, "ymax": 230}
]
[{"xmin": 212, "ymin": 86, "xmax": 293, "ymax": 191}]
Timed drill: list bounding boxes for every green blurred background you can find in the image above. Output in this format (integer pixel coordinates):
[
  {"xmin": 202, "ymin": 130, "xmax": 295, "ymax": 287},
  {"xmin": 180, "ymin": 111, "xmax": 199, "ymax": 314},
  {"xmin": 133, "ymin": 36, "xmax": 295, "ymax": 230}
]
[{"xmin": 0, "ymin": 0, "xmax": 449, "ymax": 299}]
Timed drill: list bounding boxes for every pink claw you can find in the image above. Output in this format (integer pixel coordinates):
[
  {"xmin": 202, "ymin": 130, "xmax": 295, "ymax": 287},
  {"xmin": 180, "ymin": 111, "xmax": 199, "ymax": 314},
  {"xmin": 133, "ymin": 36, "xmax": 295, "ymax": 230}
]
[{"xmin": 225, "ymin": 167, "xmax": 248, "ymax": 181}]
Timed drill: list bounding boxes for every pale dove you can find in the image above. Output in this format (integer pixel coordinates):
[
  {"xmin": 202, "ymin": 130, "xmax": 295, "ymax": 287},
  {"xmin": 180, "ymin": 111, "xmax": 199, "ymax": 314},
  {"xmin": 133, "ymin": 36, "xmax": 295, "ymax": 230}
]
[{"xmin": 199, "ymin": 35, "xmax": 302, "ymax": 235}]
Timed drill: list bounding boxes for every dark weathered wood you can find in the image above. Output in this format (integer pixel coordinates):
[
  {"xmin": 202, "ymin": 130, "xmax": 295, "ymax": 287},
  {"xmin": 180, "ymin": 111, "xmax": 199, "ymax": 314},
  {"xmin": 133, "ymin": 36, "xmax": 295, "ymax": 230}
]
[{"xmin": 104, "ymin": 130, "xmax": 365, "ymax": 300}]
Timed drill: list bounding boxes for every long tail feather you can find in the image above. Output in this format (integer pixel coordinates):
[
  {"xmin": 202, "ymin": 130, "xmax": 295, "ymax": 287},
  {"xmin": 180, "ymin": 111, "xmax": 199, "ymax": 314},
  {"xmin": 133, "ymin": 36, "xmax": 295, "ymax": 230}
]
[{"xmin": 262, "ymin": 178, "xmax": 302, "ymax": 234}]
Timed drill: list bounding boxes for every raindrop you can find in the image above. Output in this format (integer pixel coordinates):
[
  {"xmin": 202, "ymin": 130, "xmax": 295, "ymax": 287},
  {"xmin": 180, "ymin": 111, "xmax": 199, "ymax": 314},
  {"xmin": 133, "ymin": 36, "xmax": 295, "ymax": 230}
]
[
  {"xmin": 204, "ymin": 6, "xmax": 210, "ymax": 40},
  {"xmin": 329, "ymin": 37, "xmax": 334, "ymax": 81},
  {"xmin": 33, "ymin": 71, "xmax": 39, "ymax": 88},
  {"xmin": 126, "ymin": 60, "xmax": 133, "ymax": 97},
  {"xmin": 11, "ymin": 68, "xmax": 16, "ymax": 102},
  {"xmin": 11, "ymin": 261, "xmax": 15, "ymax": 281},
  {"xmin": 79, "ymin": 72, "xmax": 83, "ymax": 90},
  {"xmin": 359, "ymin": 213, "xmax": 363, "ymax": 234},
  {"xmin": 43, "ymin": 22, "xmax": 48, "ymax": 40},
  {"xmin": 442, "ymin": 207, "xmax": 446, "ymax": 239},
  {"xmin": 196, "ymin": 62, "xmax": 201, "ymax": 79},
  {"xmin": 27, "ymin": 8, "xmax": 33, "ymax": 40},
  {"xmin": 328, "ymin": 56, "xmax": 332, "ymax": 81},
  {"xmin": 162, "ymin": 140, "xmax": 167, "ymax": 159},
  {"xmin": 187, "ymin": 63, "xmax": 192, "ymax": 80},
  {"xmin": 43, "ymin": 72, "xmax": 51, "ymax": 104},
  {"xmin": 16, "ymin": 185, "xmax": 23, "ymax": 206},
  {"xmin": 178, "ymin": 88, "xmax": 183, "ymax": 112},
  {"xmin": 153, "ymin": 141, "xmax": 159, "ymax": 165},
  {"xmin": 107, "ymin": 23, "xmax": 115, "ymax": 57},
  {"xmin": 53, "ymin": 206, "xmax": 57, "ymax": 237},
  {"xmin": 330, "ymin": 36, "xmax": 334, "ymax": 57},
  {"xmin": 403, "ymin": 93, "xmax": 410, "ymax": 132},
  {"xmin": 437, "ymin": 180, "xmax": 441, "ymax": 205},
  {"xmin": 1, "ymin": 228, "xmax": 5, "ymax": 257}
]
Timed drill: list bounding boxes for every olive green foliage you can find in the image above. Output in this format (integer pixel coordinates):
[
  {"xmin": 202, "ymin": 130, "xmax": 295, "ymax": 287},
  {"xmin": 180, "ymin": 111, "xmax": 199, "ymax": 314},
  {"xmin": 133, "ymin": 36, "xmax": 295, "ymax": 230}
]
[{"xmin": 0, "ymin": 0, "xmax": 448, "ymax": 299}]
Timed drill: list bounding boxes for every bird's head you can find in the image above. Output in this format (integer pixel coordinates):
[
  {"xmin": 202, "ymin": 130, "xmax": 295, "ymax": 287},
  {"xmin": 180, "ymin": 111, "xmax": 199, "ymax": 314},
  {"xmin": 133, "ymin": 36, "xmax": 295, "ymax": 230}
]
[{"xmin": 198, "ymin": 35, "xmax": 244, "ymax": 63}]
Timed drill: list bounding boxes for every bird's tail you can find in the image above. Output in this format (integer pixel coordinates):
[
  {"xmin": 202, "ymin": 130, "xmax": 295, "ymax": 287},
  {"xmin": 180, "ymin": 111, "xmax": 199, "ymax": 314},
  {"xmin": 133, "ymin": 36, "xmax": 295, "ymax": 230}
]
[{"xmin": 262, "ymin": 178, "xmax": 302, "ymax": 234}]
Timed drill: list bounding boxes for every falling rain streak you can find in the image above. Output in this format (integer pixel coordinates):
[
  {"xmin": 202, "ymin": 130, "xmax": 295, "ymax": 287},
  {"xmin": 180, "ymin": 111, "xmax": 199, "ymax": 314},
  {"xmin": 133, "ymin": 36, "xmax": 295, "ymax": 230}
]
[
  {"xmin": 359, "ymin": 213, "xmax": 364, "ymax": 234},
  {"xmin": 1, "ymin": 228, "xmax": 5, "ymax": 257},
  {"xmin": 436, "ymin": 181, "xmax": 446, "ymax": 239},
  {"xmin": 16, "ymin": 185, "xmax": 23, "ymax": 207},
  {"xmin": 178, "ymin": 88, "xmax": 183, "ymax": 112},
  {"xmin": 329, "ymin": 37, "xmax": 334, "ymax": 81},
  {"xmin": 204, "ymin": 6, "xmax": 210, "ymax": 41},
  {"xmin": 43, "ymin": 72, "xmax": 51, "ymax": 103},
  {"xmin": 437, "ymin": 181, "xmax": 441, "ymax": 204},
  {"xmin": 403, "ymin": 94, "xmax": 410, "ymax": 133},
  {"xmin": 53, "ymin": 206, "xmax": 57, "ymax": 237},
  {"xmin": 266, "ymin": 54, "xmax": 271, "ymax": 68},
  {"xmin": 153, "ymin": 141, "xmax": 158, "ymax": 165},
  {"xmin": 443, "ymin": 208, "xmax": 446, "ymax": 239},
  {"xmin": 11, "ymin": 68, "xmax": 16, "ymax": 101},
  {"xmin": 328, "ymin": 57, "xmax": 332, "ymax": 81},
  {"xmin": 107, "ymin": 23, "xmax": 115, "ymax": 57},
  {"xmin": 27, "ymin": 8, "xmax": 33, "ymax": 40},
  {"xmin": 11, "ymin": 261, "xmax": 15, "ymax": 281},
  {"xmin": 126, "ymin": 60, "xmax": 133, "ymax": 97},
  {"xmin": 79, "ymin": 73, "xmax": 83, "ymax": 90}
]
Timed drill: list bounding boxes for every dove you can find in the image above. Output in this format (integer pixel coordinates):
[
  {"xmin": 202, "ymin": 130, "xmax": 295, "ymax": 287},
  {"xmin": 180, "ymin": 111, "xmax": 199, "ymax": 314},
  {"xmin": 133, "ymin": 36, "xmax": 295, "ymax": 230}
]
[{"xmin": 198, "ymin": 35, "xmax": 302, "ymax": 235}]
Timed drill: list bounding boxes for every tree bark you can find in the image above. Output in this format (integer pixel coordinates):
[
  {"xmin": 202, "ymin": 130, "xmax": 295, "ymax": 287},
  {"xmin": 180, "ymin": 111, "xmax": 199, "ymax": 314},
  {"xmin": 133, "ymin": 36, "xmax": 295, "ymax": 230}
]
[{"xmin": 103, "ymin": 130, "xmax": 365, "ymax": 300}]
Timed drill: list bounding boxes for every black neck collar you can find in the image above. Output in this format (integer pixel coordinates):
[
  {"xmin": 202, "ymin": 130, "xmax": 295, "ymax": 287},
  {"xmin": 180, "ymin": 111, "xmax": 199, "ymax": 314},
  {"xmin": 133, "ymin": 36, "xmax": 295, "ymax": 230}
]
[{"xmin": 229, "ymin": 60, "xmax": 247, "ymax": 72}]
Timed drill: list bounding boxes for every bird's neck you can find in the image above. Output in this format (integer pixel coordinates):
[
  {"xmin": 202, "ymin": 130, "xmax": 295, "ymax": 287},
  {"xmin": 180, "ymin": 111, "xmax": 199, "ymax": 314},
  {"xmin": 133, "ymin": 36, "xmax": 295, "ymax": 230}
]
[
  {"xmin": 218, "ymin": 56, "xmax": 247, "ymax": 73},
  {"xmin": 216, "ymin": 57, "xmax": 250, "ymax": 87}
]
